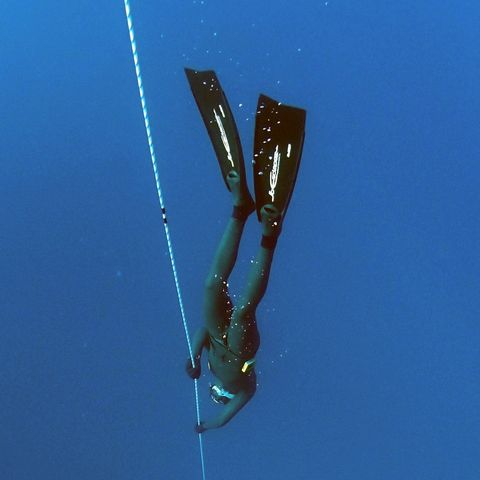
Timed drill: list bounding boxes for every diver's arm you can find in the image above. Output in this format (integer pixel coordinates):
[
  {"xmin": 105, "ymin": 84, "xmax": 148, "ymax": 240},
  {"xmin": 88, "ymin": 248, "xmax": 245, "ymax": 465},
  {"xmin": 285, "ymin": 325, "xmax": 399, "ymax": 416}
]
[
  {"xmin": 202, "ymin": 388, "xmax": 255, "ymax": 430},
  {"xmin": 186, "ymin": 328, "xmax": 208, "ymax": 379},
  {"xmin": 191, "ymin": 327, "xmax": 208, "ymax": 358}
]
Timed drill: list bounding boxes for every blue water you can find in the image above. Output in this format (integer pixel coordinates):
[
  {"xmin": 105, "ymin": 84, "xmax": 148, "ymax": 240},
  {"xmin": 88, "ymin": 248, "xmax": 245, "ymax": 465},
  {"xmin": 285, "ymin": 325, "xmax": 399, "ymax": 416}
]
[{"xmin": 2, "ymin": 1, "xmax": 479, "ymax": 479}]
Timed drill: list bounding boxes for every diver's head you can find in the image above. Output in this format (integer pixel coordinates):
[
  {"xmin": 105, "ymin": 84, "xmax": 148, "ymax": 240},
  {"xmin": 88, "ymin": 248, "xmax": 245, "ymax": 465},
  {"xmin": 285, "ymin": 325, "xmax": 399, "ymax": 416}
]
[{"xmin": 209, "ymin": 384, "xmax": 235, "ymax": 405}]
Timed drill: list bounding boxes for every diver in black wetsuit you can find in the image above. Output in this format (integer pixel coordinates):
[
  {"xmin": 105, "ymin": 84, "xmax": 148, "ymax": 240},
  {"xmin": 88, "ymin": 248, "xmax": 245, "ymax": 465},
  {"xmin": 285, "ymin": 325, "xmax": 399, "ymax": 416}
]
[
  {"xmin": 184, "ymin": 68, "xmax": 306, "ymax": 433},
  {"xmin": 186, "ymin": 172, "xmax": 281, "ymax": 433}
]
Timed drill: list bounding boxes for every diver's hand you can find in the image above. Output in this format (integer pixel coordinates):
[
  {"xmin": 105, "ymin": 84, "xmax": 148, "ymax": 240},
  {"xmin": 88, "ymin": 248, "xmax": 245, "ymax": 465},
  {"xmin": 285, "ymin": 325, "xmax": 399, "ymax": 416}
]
[
  {"xmin": 185, "ymin": 355, "xmax": 201, "ymax": 379},
  {"xmin": 195, "ymin": 421, "xmax": 207, "ymax": 434}
]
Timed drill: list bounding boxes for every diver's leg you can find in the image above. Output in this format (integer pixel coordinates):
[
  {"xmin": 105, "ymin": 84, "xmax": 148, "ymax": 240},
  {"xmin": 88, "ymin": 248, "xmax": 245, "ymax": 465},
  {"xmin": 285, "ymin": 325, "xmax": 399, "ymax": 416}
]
[
  {"xmin": 203, "ymin": 172, "xmax": 255, "ymax": 336},
  {"xmin": 203, "ymin": 217, "xmax": 244, "ymax": 336},
  {"xmin": 227, "ymin": 206, "xmax": 280, "ymax": 356},
  {"xmin": 240, "ymin": 247, "xmax": 275, "ymax": 312},
  {"xmin": 237, "ymin": 205, "xmax": 281, "ymax": 312},
  {"xmin": 228, "ymin": 309, "xmax": 260, "ymax": 359}
]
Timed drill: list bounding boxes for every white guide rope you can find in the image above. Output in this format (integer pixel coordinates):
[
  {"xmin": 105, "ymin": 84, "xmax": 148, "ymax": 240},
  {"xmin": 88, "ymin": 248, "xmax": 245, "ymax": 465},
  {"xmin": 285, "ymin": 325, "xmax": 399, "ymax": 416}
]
[{"xmin": 122, "ymin": 1, "xmax": 206, "ymax": 479}]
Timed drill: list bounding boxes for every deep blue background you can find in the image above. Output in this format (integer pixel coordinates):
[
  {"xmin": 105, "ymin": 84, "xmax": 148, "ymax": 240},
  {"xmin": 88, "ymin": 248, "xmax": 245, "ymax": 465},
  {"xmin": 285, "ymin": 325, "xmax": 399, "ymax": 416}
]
[{"xmin": 2, "ymin": 1, "xmax": 479, "ymax": 479}]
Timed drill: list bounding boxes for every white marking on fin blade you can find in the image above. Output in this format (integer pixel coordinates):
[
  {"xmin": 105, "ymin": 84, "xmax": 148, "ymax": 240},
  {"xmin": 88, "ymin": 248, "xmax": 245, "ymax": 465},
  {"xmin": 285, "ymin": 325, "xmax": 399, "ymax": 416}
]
[
  {"xmin": 268, "ymin": 145, "xmax": 281, "ymax": 202},
  {"xmin": 287, "ymin": 144, "xmax": 292, "ymax": 158},
  {"xmin": 213, "ymin": 108, "xmax": 234, "ymax": 167},
  {"xmin": 219, "ymin": 105, "xmax": 226, "ymax": 118}
]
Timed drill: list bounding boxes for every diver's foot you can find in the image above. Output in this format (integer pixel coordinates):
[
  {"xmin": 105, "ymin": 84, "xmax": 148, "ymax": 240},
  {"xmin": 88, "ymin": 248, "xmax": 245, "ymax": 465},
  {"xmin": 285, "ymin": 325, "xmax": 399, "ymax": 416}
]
[
  {"xmin": 227, "ymin": 171, "xmax": 255, "ymax": 219},
  {"xmin": 260, "ymin": 204, "xmax": 282, "ymax": 238}
]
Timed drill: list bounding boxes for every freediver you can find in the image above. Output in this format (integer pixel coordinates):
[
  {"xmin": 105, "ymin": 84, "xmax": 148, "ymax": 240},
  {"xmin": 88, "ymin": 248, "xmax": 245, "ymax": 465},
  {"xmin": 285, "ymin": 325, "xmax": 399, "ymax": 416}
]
[{"xmin": 184, "ymin": 68, "xmax": 306, "ymax": 433}]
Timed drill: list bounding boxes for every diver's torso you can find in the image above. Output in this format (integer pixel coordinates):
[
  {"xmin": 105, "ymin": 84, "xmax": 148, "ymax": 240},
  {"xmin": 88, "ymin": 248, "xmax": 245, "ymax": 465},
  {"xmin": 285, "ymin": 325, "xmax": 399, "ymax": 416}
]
[{"xmin": 207, "ymin": 338, "xmax": 255, "ymax": 393}]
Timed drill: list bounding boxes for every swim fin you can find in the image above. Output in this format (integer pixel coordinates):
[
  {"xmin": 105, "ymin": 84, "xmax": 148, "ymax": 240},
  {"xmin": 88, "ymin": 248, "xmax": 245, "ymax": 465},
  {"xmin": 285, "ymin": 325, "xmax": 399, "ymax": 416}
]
[
  {"xmin": 185, "ymin": 68, "xmax": 247, "ymax": 191},
  {"xmin": 253, "ymin": 94, "xmax": 306, "ymax": 221}
]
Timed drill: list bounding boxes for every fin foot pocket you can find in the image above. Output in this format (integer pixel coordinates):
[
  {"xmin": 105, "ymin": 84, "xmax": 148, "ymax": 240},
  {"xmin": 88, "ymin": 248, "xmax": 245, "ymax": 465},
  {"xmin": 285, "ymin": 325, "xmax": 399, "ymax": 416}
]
[
  {"xmin": 260, "ymin": 204, "xmax": 282, "ymax": 238},
  {"xmin": 227, "ymin": 170, "xmax": 255, "ymax": 213}
]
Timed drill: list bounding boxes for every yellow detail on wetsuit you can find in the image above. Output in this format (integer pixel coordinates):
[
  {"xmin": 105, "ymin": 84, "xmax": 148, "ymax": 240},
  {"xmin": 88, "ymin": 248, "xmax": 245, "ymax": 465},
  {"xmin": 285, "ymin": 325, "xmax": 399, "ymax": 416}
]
[
  {"xmin": 241, "ymin": 358, "xmax": 256, "ymax": 373},
  {"xmin": 210, "ymin": 335, "xmax": 256, "ymax": 374}
]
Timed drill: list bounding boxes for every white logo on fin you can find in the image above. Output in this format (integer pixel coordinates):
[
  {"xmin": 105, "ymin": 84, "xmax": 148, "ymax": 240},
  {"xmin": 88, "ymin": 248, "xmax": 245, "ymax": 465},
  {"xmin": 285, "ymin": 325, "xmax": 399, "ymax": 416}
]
[
  {"xmin": 214, "ymin": 107, "xmax": 234, "ymax": 167},
  {"xmin": 268, "ymin": 145, "xmax": 281, "ymax": 202}
]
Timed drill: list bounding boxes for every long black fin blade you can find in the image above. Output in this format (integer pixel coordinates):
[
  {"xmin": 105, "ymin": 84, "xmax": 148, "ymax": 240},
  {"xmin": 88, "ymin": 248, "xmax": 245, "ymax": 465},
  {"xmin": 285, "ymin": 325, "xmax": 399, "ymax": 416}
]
[
  {"xmin": 185, "ymin": 68, "xmax": 246, "ymax": 191},
  {"xmin": 253, "ymin": 94, "xmax": 306, "ymax": 221}
]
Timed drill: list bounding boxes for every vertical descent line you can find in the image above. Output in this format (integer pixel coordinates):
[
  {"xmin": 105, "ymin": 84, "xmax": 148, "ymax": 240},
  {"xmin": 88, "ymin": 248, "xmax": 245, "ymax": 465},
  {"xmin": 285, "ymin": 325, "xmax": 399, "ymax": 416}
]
[{"xmin": 122, "ymin": 1, "xmax": 206, "ymax": 478}]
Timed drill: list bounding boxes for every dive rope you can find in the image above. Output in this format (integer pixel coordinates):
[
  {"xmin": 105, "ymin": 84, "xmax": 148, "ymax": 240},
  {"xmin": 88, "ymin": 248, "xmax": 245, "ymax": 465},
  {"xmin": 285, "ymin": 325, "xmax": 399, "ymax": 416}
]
[{"xmin": 122, "ymin": 2, "xmax": 207, "ymax": 479}]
